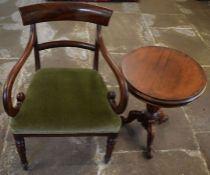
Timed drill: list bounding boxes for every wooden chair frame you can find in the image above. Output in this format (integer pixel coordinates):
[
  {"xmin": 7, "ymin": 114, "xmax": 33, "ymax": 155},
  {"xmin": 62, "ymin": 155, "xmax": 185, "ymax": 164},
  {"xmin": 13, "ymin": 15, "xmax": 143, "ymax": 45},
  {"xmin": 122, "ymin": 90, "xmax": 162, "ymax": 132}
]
[{"xmin": 2, "ymin": 2, "xmax": 128, "ymax": 170}]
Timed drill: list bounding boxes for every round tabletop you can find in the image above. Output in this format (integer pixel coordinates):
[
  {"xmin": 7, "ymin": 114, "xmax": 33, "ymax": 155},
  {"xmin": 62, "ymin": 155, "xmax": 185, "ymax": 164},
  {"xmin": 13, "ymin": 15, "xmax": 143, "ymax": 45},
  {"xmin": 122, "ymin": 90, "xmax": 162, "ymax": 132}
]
[{"xmin": 121, "ymin": 46, "xmax": 207, "ymax": 107}]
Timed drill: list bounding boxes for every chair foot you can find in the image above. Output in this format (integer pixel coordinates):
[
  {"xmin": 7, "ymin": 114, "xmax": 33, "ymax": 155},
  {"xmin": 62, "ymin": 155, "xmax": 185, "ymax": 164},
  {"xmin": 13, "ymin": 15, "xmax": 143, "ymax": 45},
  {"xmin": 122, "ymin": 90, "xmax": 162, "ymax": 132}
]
[
  {"xmin": 104, "ymin": 155, "xmax": 110, "ymax": 164},
  {"xmin": 144, "ymin": 150, "xmax": 153, "ymax": 159},
  {"xmin": 104, "ymin": 134, "xmax": 118, "ymax": 163},
  {"xmin": 22, "ymin": 163, "xmax": 29, "ymax": 170},
  {"xmin": 13, "ymin": 135, "xmax": 28, "ymax": 170}
]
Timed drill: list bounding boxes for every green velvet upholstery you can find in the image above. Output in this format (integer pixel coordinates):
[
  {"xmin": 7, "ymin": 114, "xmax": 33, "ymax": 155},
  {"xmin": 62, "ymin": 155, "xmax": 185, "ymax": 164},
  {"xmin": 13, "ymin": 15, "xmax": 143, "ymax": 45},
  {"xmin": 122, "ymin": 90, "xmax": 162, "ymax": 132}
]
[{"xmin": 11, "ymin": 68, "xmax": 121, "ymax": 134}]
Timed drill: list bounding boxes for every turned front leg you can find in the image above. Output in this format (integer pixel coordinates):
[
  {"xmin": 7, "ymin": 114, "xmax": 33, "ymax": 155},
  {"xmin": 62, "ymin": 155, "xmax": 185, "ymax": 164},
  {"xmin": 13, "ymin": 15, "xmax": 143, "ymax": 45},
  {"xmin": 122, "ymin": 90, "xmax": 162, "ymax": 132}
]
[
  {"xmin": 104, "ymin": 134, "xmax": 118, "ymax": 163},
  {"xmin": 13, "ymin": 135, "xmax": 28, "ymax": 170}
]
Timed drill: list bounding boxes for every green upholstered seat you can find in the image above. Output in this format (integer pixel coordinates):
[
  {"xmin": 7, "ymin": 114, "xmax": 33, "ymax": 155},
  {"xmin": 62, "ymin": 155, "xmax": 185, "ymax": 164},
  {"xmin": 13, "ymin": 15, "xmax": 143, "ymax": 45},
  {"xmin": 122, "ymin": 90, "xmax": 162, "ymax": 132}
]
[{"xmin": 11, "ymin": 68, "xmax": 121, "ymax": 134}]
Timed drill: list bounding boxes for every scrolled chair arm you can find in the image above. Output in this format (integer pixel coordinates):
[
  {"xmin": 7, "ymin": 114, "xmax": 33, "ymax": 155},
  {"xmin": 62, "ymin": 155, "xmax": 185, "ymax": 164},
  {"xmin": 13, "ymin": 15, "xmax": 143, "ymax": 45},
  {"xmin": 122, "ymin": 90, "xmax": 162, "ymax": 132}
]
[
  {"xmin": 3, "ymin": 25, "xmax": 35, "ymax": 117},
  {"xmin": 99, "ymin": 36, "xmax": 128, "ymax": 114}
]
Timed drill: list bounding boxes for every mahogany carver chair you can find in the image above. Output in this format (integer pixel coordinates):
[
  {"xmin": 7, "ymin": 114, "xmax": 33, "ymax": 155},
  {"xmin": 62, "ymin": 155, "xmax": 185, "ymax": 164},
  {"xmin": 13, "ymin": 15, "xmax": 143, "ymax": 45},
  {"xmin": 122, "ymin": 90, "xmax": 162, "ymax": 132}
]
[{"xmin": 3, "ymin": 2, "xmax": 128, "ymax": 170}]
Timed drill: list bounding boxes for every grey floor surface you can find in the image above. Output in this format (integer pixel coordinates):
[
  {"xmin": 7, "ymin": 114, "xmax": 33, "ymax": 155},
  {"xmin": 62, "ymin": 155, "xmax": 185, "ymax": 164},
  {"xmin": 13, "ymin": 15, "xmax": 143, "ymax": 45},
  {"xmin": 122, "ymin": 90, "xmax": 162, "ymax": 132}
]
[{"xmin": 0, "ymin": 0, "xmax": 210, "ymax": 174}]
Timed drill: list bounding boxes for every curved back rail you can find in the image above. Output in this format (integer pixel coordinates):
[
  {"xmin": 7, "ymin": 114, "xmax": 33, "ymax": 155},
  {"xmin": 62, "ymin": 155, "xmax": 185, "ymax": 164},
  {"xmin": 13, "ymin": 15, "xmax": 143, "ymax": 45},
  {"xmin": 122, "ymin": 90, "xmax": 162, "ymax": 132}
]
[{"xmin": 19, "ymin": 2, "xmax": 112, "ymax": 26}]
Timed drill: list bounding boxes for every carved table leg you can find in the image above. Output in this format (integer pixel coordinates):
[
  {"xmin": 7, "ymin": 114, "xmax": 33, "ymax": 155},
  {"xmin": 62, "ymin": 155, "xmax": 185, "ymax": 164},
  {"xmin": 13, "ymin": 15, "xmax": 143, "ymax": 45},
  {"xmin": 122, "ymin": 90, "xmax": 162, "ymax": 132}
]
[
  {"xmin": 122, "ymin": 110, "xmax": 144, "ymax": 125},
  {"xmin": 146, "ymin": 120, "xmax": 155, "ymax": 158},
  {"xmin": 13, "ymin": 134, "xmax": 28, "ymax": 170},
  {"xmin": 124, "ymin": 104, "xmax": 168, "ymax": 158},
  {"xmin": 104, "ymin": 134, "xmax": 118, "ymax": 163},
  {"xmin": 142, "ymin": 104, "xmax": 164, "ymax": 158}
]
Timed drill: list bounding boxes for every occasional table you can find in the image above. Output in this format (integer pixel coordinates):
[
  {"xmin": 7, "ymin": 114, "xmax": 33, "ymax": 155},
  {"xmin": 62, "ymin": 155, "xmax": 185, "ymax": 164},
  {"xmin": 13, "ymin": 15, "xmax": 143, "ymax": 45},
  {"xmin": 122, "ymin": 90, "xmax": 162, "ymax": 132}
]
[{"xmin": 121, "ymin": 46, "xmax": 207, "ymax": 158}]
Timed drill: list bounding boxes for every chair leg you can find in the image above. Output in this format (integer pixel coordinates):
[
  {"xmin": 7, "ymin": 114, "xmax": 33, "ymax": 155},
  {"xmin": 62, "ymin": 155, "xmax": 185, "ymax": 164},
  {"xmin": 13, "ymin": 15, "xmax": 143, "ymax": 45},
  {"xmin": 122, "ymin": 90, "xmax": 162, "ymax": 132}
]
[
  {"xmin": 104, "ymin": 134, "xmax": 118, "ymax": 163},
  {"xmin": 13, "ymin": 134, "xmax": 28, "ymax": 170}
]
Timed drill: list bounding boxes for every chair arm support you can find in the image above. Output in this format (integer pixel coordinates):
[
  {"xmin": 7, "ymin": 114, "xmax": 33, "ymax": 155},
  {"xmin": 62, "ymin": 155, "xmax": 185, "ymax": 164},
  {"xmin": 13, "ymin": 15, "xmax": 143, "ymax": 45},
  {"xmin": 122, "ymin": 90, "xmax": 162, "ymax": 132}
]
[
  {"xmin": 3, "ymin": 25, "xmax": 35, "ymax": 117},
  {"xmin": 99, "ymin": 37, "xmax": 128, "ymax": 114}
]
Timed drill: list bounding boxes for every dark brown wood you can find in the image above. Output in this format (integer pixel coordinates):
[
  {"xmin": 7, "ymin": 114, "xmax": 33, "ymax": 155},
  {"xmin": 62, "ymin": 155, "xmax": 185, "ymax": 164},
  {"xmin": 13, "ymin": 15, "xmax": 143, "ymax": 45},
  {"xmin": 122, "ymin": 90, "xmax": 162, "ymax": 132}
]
[
  {"xmin": 124, "ymin": 104, "xmax": 164, "ymax": 159},
  {"xmin": 122, "ymin": 46, "xmax": 207, "ymax": 107},
  {"xmin": 93, "ymin": 25, "xmax": 101, "ymax": 71},
  {"xmin": 19, "ymin": 2, "xmax": 112, "ymax": 26},
  {"xmin": 38, "ymin": 40, "xmax": 95, "ymax": 51},
  {"xmin": 3, "ymin": 3, "xmax": 128, "ymax": 169},
  {"xmin": 48, "ymin": 0, "xmax": 138, "ymax": 2},
  {"xmin": 2, "ymin": 25, "xmax": 35, "ymax": 117},
  {"xmin": 16, "ymin": 92, "xmax": 26, "ymax": 109},
  {"xmin": 121, "ymin": 46, "xmax": 207, "ymax": 159},
  {"xmin": 146, "ymin": 119, "xmax": 155, "ymax": 159},
  {"xmin": 123, "ymin": 107, "xmax": 168, "ymax": 125},
  {"xmin": 16, "ymin": 92, "xmax": 25, "ymax": 102},
  {"xmin": 107, "ymin": 91, "xmax": 117, "ymax": 106},
  {"xmin": 143, "ymin": 104, "xmax": 158, "ymax": 159},
  {"xmin": 13, "ymin": 135, "xmax": 28, "ymax": 170},
  {"xmin": 33, "ymin": 24, "xmax": 41, "ymax": 71},
  {"xmin": 104, "ymin": 134, "xmax": 118, "ymax": 163},
  {"xmin": 99, "ymin": 36, "xmax": 128, "ymax": 114},
  {"xmin": 14, "ymin": 133, "xmax": 119, "ymax": 137},
  {"xmin": 122, "ymin": 110, "xmax": 142, "ymax": 124}
]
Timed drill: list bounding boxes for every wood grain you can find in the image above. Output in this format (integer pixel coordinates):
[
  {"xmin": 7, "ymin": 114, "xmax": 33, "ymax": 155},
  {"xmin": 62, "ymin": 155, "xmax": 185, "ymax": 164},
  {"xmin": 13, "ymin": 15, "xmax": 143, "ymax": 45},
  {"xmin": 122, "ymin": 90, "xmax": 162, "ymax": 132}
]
[
  {"xmin": 19, "ymin": 2, "xmax": 112, "ymax": 26},
  {"xmin": 122, "ymin": 46, "xmax": 207, "ymax": 106}
]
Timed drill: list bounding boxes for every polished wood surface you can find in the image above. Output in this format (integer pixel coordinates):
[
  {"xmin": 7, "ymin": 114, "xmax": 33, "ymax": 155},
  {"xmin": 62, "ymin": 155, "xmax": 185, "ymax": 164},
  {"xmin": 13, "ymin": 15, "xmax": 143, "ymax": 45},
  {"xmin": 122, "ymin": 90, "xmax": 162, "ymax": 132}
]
[
  {"xmin": 99, "ymin": 36, "xmax": 128, "ymax": 114},
  {"xmin": 123, "ymin": 105, "xmax": 167, "ymax": 159},
  {"xmin": 3, "ymin": 25, "xmax": 35, "ymax": 117},
  {"xmin": 3, "ymin": 3, "xmax": 128, "ymax": 118},
  {"xmin": 122, "ymin": 46, "xmax": 207, "ymax": 158},
  {"xmin": 122, "ymin": 46, "xmax": 207, "ymax": 107},
  {"xmin": 19, "ymin": 2, "xmax": 112, "ymax": 26},
  {"xmin": 3, "ymin": 3, "xmax": 128, "ymax": 169}
]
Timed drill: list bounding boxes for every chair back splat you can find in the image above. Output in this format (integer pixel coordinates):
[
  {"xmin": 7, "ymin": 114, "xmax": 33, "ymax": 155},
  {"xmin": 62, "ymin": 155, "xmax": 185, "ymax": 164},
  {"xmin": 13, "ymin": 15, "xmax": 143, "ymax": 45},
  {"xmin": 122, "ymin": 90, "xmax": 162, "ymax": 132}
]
[
  {"xmin": 2, "ymin": 2, "xmax": 128, "ymax": 170},
  {"xmin": 19, "ymin": 3, "xmax": 112, "ymax": 71}
]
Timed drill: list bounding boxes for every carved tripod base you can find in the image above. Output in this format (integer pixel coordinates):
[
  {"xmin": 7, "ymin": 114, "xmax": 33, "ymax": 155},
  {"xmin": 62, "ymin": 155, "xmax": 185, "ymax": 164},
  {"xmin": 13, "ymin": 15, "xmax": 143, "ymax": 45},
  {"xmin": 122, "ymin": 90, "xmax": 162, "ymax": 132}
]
[{"xmin": 122, "ymin": 104, "xmax": 168, "ymax": 159}]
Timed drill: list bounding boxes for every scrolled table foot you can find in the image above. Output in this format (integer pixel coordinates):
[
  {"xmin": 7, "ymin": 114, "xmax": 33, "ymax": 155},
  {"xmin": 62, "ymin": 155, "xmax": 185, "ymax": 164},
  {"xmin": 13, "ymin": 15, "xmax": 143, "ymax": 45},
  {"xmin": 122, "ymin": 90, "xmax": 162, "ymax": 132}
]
[{"xmin": 122, "ymin": 110, "xmax": 144, "ymax": 124}]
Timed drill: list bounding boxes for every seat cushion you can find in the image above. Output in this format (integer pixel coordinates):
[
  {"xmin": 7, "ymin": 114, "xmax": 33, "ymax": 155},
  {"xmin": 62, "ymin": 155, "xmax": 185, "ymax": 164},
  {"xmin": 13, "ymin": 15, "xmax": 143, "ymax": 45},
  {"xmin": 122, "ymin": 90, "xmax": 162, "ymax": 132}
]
[{"xmin": 11, "ymin": 68, "xmax": 121, "ymax": 134}]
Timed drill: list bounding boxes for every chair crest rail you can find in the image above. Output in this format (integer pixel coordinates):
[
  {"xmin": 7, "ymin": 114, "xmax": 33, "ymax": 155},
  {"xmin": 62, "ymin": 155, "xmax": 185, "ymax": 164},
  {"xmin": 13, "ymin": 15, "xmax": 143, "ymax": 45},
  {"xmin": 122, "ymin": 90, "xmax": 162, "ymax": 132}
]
[{"xmin": 19, "ymin": 3, "xmax": 112, "ymax": 26}]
